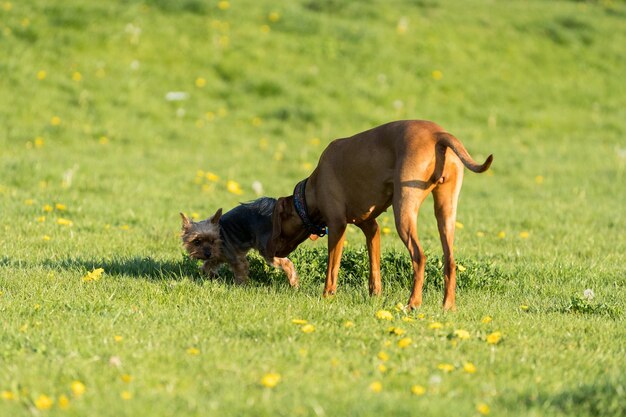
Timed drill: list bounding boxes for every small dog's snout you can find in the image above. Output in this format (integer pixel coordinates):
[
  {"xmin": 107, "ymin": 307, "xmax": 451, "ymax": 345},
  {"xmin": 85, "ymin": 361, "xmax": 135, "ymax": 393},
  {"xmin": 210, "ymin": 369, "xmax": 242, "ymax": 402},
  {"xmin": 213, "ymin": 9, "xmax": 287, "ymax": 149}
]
[{"xmin": 203, "ymin": 248, "xmax": 212, "ymax": 258}]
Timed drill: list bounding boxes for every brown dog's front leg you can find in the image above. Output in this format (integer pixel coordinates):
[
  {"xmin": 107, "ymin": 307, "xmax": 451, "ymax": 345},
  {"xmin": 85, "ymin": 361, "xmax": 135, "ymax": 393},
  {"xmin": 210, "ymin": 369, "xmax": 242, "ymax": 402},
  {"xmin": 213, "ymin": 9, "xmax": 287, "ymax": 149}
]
[
  {"xmin": 323, "ymin": 223, "xmax": 347, "ymax": 296},
  {"xmin": 357, "ymin": 219, "xmax": 382, "ymax": 296},
  {"xmin": 268, "ymin": 257, "xmax": 299, "ymax": 288}
]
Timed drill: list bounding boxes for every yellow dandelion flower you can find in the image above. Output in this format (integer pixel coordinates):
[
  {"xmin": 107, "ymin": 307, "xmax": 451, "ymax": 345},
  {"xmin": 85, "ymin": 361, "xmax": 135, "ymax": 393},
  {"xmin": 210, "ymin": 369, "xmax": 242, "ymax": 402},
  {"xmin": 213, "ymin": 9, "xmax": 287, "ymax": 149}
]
[
  {"xmin": 428, "ymin": 322, "xmax": 443, "ymax": 330},
  {"xmin": 309, "ymin": 137, "xmax": 321, "ymax": 146},
  {"xmin": 71, "ymin": 381, "xmax": 85, "ymax": 397},
  {"xmin": 437, "ymin": 363, "xmax": 455, "ymax": 372},
  {"xmin": 261, "ymin": 24, "xmax": 271, "ymax": 34},
  {"xmin": 519, "ymin": 231, "xmax": 530, "ymax": 239},
  {"xmin": 217, "ymin": 1, "xmax": 229, "ymax": 10},
  {"xmin": 37, "ymin": 70, "xmax": 47, "ymax": 80},
  {"xmin": 226, "ymin": 180, "xmax": 243, "ymax": 195},
  {"xmin": 301, "ymin": 324, "xmax": 315, "ymax": 333},
  {"xmin": 35, "ymin": 394, "xmax": 53, "ymax": 410},
  {"xmin": 387, "ymin": 326, "xmax": 406, "ymax": 336},
  {"xmin": 402, "ymin": 316, "xmax": 414, "ymax": 323},
  {"xmin": 291, "ymin": 319, "xmax": 307, "ymax": 325},
  {"xmin": 1, "ymin": 390, "xmax": 15, "ymax": 400},
  {"xmin": 497, "ymin": 231, "xmax": 506, "ymax": 239},
  {"xmin": 432, "ymin": 70, "xmax": 443, "ymax": 80},
  {"xmin": 259, "ymin": 137, "xmax": 269, "ymax": 149},
  {"xmin": 411, "ymin": 384, "xmax": 426, "ymax": 396},
  {"xmin": 72, "ymin": 71, "xmax": 82, "ymax": 82},
  {"xmin": 51, "ymin": 116, "xmax": 62, "ymax": 126},
  {"xmin": 457, "ymin": 264, "xmax": 466, "ymax": 272},
  {"xmin": 25, "ymin": 198, "xmax": 35, "ymax": 205},
  {"xmin": 417, "ymin": 313, "xmax": 426, "ymax": 320},
  {"xmin": 260, "ymin": 373, "xmax": 281, "ymax": 388},
  {"xmin": 455, "ymin": 221, "xmax": 464, "ymax": 229},
  {"xmin": 481, "ymin": 316, "xmax": 492, "ymax": 324},
  {"xmin": 520, "ymin": 304, "xmax": 529, "ymax": 311},
  {"xmin": 381, "ymin": 226, "xmax": 391, "ymax": 235},
  {"xmin": 121, "ymin": 374, "xmax": 133, "ymax": 383},
  {"xmin": 396, "ymin": 17, "xmax": 408, "ymax": 34},
  {"xmin": 375, "ymin": 310, "xmax": 394, "ymax": 321},
  {"xmin": 205, "ymin": 172, "xmax": 219, "ymax": 182},
  {"xmin": 43, "ymin": 204, "xmax": 53, "ymax": 212},
  {"xmin": 58, "ymin": 394, "xmax": 70, "ymax": 410},
  {"xmin": 119, "ymin": 224, "xmax": 130, "ymax": 231},
  {"xmin": 205, "ymin": 111, "xmax": 215, "ymax": 121},
  {"xmin": 195, "ymin": 77, "xmax": 206, "ymax": 88},
  {"xmin": 99, "ymin": 136, "xmax": 109, "ymax": 145},
  {"xmin": 120, "ymin": 391, "xmax": 132, "ymax": 400},
  {"xmin": 383, "ymin": 340, "xmax": 392, "ymax": 347},
  {"xmin": 477, "ymin": 402, "xmax": 490, "ymax": 415},
  {"xmin": 37, "ymin": 216, "xmax": 46, "ymax": 223},
  {"xmin": 344, "ymin": 320, "xmax": 354, "ymax": 328},
  {"xmin": 463, "ymin": 362, "xmax": 477, "ymax": 374},
  {"xmin": 83, "ymin": 268, "xmax": 104, "ymax": 282},
  {"xmin": 114, "ymin": 335, "xmax": 123, "ymax": 342},
  {"xmin": 268, "ymin": 11, "xmax": 280, "ymax": 22},
  {"xmin": 55, "ymin": 203, "xmax": 67, "ymax": 211},
  {"xmin": 377, "ymin": 364, "xmax": 387, "ymax": 373},
  {"xmin": 397, "ymin": 337, "xmax": 412, "ymax": 348},
  {"xmin": 486, "ymin": 331, "xmax": 502, "ymax": 345},
  {"xmin": 535, "ymin": 175, "xmax": 544, "ymax": 184},
  {"xmin": 34, "ymin": 137, "xmax": 44, "ymax": 148},
  {"xmin": 57, "ymin": 218, "xmax": 73, "ymax": 226},
  {"xmin": 377, "ymin": 351, "xmax": 389, "ymax": 361},
  {"xmin": 454, "ymin": 329, "xmax": 471, "ymax": 340},
  {"xmin": 476, "ymin": 231, "xmax": 485, "ymax": 238},
  {"xmin": 368, "ymin": 381, "xmax": 382, "ymax": 393},
  {"xmin": 186, "ymin": 347, "xmax": 200, "ymax": 355}
]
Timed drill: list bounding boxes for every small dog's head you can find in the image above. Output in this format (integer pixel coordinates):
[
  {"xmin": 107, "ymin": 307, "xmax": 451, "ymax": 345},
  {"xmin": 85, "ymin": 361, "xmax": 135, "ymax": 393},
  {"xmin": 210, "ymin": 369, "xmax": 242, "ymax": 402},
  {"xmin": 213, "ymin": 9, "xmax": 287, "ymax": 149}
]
[{"xmin": 180, "ymin": 209, "xmax": 223, "ymax": 261}]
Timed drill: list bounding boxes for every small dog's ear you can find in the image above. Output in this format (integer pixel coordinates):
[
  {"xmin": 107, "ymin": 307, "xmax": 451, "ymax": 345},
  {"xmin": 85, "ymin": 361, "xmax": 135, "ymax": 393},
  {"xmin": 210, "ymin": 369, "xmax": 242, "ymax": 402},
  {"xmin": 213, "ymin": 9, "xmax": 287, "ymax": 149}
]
[
  {"xmin": 180, "ymin": 212, "xmax": 191, "ymax": 230},
  {"xmin": 210, "ymin": 208, "xmax": 223, "ymax": 224}
]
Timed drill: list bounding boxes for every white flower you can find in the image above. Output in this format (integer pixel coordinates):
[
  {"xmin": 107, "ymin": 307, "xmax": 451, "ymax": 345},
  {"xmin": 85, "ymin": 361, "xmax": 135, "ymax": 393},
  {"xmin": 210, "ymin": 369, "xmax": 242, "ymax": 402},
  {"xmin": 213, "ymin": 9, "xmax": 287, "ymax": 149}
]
[
  {"xmin": 252, "ymin": 181, "xmax": 263, "ymax": 196},
  {"xmin": 165, "ymin": 92, "xmax": 189, "ymax": 101},
  {"xmin": 583, "ymin": 289, "xmax": 595, "ymax": 301}
]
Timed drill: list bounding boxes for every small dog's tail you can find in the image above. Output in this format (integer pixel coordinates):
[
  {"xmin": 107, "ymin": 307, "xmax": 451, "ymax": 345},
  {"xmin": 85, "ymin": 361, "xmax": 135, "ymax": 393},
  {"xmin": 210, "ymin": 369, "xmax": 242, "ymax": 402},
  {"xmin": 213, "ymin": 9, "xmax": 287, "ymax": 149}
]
[{"xmin": 435, "ymin": 132, "xmax": 493, "ymax": 173}]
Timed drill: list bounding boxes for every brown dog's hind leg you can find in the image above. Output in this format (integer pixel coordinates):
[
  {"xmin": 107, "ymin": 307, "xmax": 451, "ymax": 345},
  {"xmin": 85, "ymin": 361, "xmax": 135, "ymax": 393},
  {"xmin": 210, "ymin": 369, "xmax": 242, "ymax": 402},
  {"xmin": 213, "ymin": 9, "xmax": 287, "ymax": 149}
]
[
  {"xmin": 268, "ymin": 257, "xmax": 299, "ymax": 288},
  {"xmin": 393, "ymin": 188, "xmax": 430, "ymax": 310},
  {"xmin": 433, "ymin": 167, "xmax": 463, "ymax": 311},
  {"xmin": 356, "ymin": 219, "xmax": 382, "ymax": 296},
  {"xmin": 323, "ymin": 221, "xmax": 348, "ymax": 296}
]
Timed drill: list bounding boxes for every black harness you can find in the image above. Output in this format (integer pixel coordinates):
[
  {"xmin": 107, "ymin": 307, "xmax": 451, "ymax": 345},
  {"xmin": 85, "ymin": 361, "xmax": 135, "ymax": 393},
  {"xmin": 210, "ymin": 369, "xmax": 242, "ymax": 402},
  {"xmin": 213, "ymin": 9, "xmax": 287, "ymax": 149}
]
[{"xmin": 293, "ymin": 179, "xmax": 327, "ymax": 237}]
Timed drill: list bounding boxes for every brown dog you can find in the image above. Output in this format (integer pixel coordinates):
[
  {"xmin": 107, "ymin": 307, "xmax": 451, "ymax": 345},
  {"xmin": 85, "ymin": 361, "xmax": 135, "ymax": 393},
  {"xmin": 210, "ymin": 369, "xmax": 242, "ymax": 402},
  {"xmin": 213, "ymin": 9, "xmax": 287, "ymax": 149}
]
[{"xmin": 267, "ymin": 120, "xmax": 492, "ymax": 310}]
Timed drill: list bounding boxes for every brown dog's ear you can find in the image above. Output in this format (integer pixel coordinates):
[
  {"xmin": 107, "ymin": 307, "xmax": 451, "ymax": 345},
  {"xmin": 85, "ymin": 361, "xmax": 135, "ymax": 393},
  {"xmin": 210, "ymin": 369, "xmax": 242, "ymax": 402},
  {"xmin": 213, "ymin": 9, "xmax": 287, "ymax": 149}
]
[
  {"xmin": 180, "ymin": 212, "xmax": 191, "ymax": 230},
  {"xmin": 267, "ymin": 197, "xmax": 287, "ymax": 257},
  {"xmin": 309, "ymin": 234, "xmax": 319, "ymax": 241},
  {"xmin": 210, "ymin": 208, "xmax": 223, "ymax": 224}
]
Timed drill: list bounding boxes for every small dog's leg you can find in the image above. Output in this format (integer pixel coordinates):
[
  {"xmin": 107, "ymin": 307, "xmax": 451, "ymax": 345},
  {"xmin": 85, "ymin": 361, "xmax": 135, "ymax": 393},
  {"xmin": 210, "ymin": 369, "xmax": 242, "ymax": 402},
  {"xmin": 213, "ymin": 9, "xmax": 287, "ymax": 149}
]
[
  {"xmin": 201, "ymin": 260, "xmax": 220, "ymax": 279},
  {"xmin": 323, "ymin": 221, "xmax": 347, "ymax": 296},
  {"xmin": 230, "ymin": 256, "xmax": 249, "ymax": 285},
  {"xmin": 268, "ymin": 257, "xmax": 299, "ymax": 288},
  {"xmin": 357, "ymin": 219, "xmax": 382, "ymax": 296}
]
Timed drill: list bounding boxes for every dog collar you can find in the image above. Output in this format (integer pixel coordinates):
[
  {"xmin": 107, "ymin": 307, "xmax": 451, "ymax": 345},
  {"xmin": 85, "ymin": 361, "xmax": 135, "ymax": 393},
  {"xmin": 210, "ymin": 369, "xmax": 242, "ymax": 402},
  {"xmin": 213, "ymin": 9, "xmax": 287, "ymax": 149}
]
[{"xmin": 293, "ymin": 179, "xmax": 327, "ymax": 237}]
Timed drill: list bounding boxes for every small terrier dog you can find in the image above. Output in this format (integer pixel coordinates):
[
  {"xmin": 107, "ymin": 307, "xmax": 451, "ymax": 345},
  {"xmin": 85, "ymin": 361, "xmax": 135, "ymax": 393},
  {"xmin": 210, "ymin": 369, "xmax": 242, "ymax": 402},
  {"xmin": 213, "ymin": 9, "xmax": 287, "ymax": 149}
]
[{"xmin": 180, "ymin": 197, "xmax": 299, "ymax": 287}]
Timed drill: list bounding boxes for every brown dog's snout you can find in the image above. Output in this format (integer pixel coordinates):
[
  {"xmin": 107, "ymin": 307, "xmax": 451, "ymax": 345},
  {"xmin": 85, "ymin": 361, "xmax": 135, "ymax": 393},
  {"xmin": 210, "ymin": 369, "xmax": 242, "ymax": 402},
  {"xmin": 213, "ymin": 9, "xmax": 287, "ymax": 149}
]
[{"xmin": 203, "ymin": 248, "xmax": 212, "ymax": 258}]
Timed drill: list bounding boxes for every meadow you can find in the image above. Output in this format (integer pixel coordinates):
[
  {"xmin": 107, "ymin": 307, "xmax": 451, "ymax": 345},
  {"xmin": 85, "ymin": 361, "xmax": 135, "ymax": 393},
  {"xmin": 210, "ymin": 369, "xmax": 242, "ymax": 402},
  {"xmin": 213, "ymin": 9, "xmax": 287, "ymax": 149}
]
[{"xmin": 1, "ymin": 0, "xmax": 625, "ymax": 415}]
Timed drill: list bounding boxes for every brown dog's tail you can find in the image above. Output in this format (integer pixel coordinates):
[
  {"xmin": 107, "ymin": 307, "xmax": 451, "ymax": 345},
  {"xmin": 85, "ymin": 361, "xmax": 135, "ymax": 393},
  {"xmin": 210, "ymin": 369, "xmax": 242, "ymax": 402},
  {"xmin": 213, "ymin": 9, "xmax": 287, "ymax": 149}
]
[{"xmin": 435, "ymin": 132, "xmax": 493, "ymax": 173}]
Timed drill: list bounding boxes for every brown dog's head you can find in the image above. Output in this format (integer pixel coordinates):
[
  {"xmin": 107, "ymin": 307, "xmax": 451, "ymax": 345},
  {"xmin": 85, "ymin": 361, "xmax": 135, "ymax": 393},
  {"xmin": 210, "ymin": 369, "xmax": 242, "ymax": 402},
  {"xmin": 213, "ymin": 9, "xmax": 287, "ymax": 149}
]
[
  {"xmin": 180, "ymin": 209, "xmax": 223, "ymax": 261},
  {"xmin": 267, "ymin": 196, "xmax": 314, "ymax": 258}
]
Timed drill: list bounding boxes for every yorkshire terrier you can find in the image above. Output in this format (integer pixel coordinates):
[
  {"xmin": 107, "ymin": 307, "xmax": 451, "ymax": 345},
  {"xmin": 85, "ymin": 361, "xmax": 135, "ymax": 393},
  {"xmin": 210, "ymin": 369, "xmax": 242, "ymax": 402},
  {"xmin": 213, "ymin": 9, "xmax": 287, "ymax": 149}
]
[{"xmin": 180, "ymin": 197, "xmax": 299, "ymax": 287}]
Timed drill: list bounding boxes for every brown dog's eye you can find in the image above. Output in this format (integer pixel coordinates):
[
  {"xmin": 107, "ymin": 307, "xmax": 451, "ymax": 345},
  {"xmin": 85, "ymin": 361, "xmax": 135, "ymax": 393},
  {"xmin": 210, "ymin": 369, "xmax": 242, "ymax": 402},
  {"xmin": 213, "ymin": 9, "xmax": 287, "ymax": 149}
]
[{"xmin": 192, "ymin": 239, "xmax": 201, "ymax": 245}]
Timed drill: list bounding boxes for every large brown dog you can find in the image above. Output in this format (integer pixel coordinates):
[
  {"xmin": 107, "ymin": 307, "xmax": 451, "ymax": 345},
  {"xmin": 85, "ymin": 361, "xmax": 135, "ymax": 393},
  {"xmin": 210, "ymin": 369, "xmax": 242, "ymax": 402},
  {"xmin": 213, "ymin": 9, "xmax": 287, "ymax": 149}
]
[{"xmin": 267, "ymin": 120, "xmax": 493, "ymax": 310}]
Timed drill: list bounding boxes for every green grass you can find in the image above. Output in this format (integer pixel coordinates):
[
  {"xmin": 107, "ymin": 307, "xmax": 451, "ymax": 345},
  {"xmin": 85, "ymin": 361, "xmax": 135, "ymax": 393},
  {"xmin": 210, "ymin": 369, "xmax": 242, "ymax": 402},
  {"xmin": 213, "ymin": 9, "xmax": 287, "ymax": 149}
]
[{"xmin": 1, "ymin": 0, "xmax": 625, "ymax": 415}]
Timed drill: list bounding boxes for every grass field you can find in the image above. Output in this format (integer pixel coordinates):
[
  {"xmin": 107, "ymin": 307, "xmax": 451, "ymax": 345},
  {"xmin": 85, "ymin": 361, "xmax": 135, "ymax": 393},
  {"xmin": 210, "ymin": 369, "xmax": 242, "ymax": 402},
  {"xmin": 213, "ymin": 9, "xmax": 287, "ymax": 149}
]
[{"xmin": 1, "ymin": 0, "xmax": 625, "ymax": 415}]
